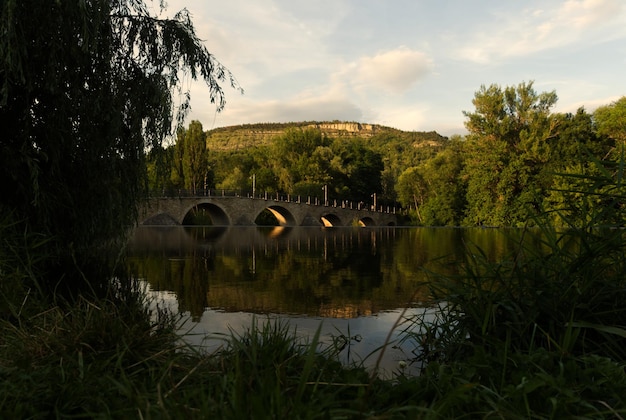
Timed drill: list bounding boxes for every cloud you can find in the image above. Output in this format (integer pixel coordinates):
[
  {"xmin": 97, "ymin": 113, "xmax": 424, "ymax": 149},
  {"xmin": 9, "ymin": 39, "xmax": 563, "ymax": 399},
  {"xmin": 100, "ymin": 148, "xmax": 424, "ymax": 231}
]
[
  {"xmin": 158, "ymin": 0, "xmax": 626, "ymax": 138},
  {"xmin": 556, "ymin": 94, "xmax": 624, "ymax": 115},
  {"xmin": 561, "ymin": 0, "xmax": 623, "ymax": 28},
  {"xmin": 375, "ymin": 105, "xmax": 430, "ymax": 131},
  {"xmin": 164, "ymin": 0, "xmax": 333, "ymax": 71},
  {"xmin": 210, "ymin": 95, "xmax": 365, "ymax": 128},
  {"xmin": 458, "ymin": 0, "xmax": 626, "ymax": 63},
  {"xmin": 348, "ymin": 47, "xmax": 433, "ymax": 94}
]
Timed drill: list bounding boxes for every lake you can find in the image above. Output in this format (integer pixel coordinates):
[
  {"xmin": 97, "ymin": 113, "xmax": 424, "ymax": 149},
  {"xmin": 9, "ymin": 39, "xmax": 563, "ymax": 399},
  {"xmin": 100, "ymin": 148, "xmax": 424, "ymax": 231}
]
[{"xmin": 126, "ymin": 226, "xmax": 530, "ymax": 377}]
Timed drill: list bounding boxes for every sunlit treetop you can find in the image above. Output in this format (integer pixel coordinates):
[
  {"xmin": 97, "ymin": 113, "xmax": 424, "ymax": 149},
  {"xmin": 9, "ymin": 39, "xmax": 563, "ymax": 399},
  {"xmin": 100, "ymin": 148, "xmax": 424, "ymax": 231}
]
[{"xmin": 594, "ymin": 97, "xmax": 626, "ymax": 144}]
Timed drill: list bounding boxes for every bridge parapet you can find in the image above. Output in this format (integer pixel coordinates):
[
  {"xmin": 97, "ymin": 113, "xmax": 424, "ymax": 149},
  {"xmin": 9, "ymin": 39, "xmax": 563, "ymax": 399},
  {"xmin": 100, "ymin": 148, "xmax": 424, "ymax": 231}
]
[{"xmin": 153, "ymin": 189, "xmax": 396, "ymax": 211}]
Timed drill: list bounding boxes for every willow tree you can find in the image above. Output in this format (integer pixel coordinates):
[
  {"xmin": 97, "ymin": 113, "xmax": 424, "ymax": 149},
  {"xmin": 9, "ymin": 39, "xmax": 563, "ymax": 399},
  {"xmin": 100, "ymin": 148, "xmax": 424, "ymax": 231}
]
[{"xmin": 0, "ymin": 0, "xmax": 240, "ymax": 287}]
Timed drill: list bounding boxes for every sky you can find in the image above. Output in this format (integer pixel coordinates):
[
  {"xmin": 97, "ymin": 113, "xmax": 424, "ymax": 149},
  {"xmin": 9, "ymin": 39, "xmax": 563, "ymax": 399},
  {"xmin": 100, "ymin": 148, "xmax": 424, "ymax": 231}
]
[{"xmin": 159, "ymin": 0, "xmax": 626, "ymax": 137}]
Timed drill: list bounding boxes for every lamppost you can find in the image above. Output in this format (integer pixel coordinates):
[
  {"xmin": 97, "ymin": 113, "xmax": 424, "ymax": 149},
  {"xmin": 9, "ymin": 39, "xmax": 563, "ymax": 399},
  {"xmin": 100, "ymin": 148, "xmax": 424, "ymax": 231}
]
[
  {"xmin": 323, "ymin": 184, "xmax": 328, "ymax": 206},
  {"xmin": 251, "ymin": 173, "xmax": 256, "ymax": 198},
  {"xmin": 372, "ymin": 192, "xmax": 377, "ymax": 211}
]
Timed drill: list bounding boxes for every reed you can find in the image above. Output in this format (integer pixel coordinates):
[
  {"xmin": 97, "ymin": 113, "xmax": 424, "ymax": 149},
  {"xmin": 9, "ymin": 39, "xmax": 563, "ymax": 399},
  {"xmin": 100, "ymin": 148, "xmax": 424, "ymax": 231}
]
[{"xmin": 395, "ymin": 154, "xmax": 626, "ymax": 417}]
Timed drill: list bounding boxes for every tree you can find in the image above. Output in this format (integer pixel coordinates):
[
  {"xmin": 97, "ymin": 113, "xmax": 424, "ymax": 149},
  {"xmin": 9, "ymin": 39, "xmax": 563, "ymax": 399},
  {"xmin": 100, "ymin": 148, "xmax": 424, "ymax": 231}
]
[
  {"xmin": 171, "ymin": 134, "xmax": 186, "ymax": 191},
  {"xmin": 395, "ymin": 138, "xmax": 466, "ymax": 225},
  {"xmin": 551, "ymin": 108, "xmax": 611, "ymax": 165},
  {"xmin": 462, "ymin": 81, "xmax": 558, "ymax": 226},
  {"xmin": 331, "ymin": 139, "xmax": 384, "ymax": 202},
  {"xmin": 217, "ymin": 167, "xmax": 247, "ymax": 192},
  {"xmin": 543, "ymin": 108, "xmax": 617, "ymax": 225},
  {"xmin": 396, "ymin": 167, "xmax": 428, "ymax": 223},
  {"xmin": 0, "ymin": 0, "xmax": 240, "ymax": 287},
  {"xmin": 417, "ymin": 141, "xmax": 466, "ymax": 226},
  {"xmin": 594, "ymin": 97, "xmax": 626, "ymax": 147},
  {"xmin": 146, "ymin": 145, "xmax": 175, "ymax": 194},
  {"xmin": 270, "ymin": 128, "xmax": 331, "ymax": 193},
  {"xmin": 182, "ymin": 120, "xmax": 209, "ymax": 194}
]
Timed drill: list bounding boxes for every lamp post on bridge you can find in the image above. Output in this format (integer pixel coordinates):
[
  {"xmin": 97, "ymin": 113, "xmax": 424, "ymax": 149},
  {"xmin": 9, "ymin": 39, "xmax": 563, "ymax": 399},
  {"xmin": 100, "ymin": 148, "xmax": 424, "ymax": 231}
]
[
  {"xmin": 371, "ymin": 192, "xmax": 377, "ymax": 211},
  {"xmin": 323, "ymin": 184, "xmax": 328, "ymax": 206},
  {"xmin": 251, "ymin": 173, "xmax": 256, "ymax": 198}
]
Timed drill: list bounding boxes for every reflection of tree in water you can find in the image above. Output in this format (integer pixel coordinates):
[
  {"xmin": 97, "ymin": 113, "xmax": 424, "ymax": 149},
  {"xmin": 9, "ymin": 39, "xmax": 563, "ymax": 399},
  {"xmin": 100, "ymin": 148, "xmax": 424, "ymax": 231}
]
[
  {"xmin": 127, "ymin": 227, "xmax": 541, "ymax": 319},
  {"xmin": 184, "ymin": 226, "xmax": 228, "ymax": 241},
  {"xmin": 127, "ymin": 250, "xmax": 214, "ymax": 321},
  {"xmin": 128, "ymin": 228, "xmax": 394, "ymax": 318}
]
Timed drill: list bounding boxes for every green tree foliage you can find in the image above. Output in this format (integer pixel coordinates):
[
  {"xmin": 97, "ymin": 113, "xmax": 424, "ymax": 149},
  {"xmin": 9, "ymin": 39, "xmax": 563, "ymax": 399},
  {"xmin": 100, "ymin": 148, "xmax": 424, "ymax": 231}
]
[
  {"xmin": 0, "ymin": 0, "xmax": 239, "ymax": 286},
  {"xmin": 181, "ymin": 120, "xmax": 209, "ymax": 194},
  {"xmin": 146, "ymin": 145, "xmax": 181, "ymax": 195},
  {"xmin": 270, "ymin": 128, "xmax": 333, "ymax": 193},
  {"xmin": 420, "ymin": 141, "xmax": 466, "ymax": 225},
  {"xmin": 462, "ymin": 81, "xmax": 558, "ymax": 226},
  {"xmin": 194, "ymin": 123, "xmax": 445, "ymax": 205},
  {"xmin": 396, "ymin": 138, "xmax": 465, "ymax": 225},
  {"xmin": 144, "ymin": 88, "xmax": 622, "ymax": 229},
  {"xmin": 196, "ymin": 127, "xmax": 387, "ymax": 203},
  {"xmin": 542, "ymin": 109, "xmax": 615, "ymax": 225},
  {"xmin": 594, "ymin": 97, "xmax": 626, "ymax": 165},
  {"xmin": 331, "ymin": 139, "xmax": 384, "ymax": 202},
  {"xmin": 551, "ymin": 108, "xmax": 610, "ymax": 165},
  {"xmin": 258, "ymin": 128, "xmax": 385, "ymax": 201},
  {"xmin": 171, "ymin": 130, "xmax": 187, "ymax": 190},
  {"xmin": 394, "ymin": 93, "xmax": 621, "ymax": 227},
  {"xmin": 396, "ymin": 167, "xmax": 428, "ymax": 222},
  {"xmin": 369, "ymin": 131, "xmax": 446, "ymax": 202},
  {"xmin": 217, "ymin": 167, "xmax": 247, "ymax": 192},
  {"xmin": 594, "ymin": 97, "xmax": 626, "ymax": 143}
]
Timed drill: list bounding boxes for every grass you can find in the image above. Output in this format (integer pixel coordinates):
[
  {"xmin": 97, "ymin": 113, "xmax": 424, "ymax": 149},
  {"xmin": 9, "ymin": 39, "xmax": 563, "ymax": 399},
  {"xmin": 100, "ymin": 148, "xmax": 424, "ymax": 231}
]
[
  {"xmin": 393, "ymin": 156, "xmax": 626, "ymax": 417},
  {"xmin": 0, "ymin": 283, "xmax": 373, "ymax": 418},
  {"xmin": 2, "ymin": 241, "xmax": 626, "ymax": 418},
  {"xmin": 3, "ymin": 157, "xmax": 626, "ymax": 418}
]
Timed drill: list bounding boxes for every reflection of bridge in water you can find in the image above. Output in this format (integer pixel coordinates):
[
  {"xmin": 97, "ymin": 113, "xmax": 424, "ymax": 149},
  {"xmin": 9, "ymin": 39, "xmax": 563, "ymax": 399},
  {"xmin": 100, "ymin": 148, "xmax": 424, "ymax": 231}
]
[
  {"xmin": 127, "ymin": 225, "xmax": 407, "ymax": 318},
  {"xmin": 141, "ymin": 191, "xmax": 398, "ymax": 227},
  {"xmin": 128, "ymin": 225, "xmax": 400, "ymax": 254}
]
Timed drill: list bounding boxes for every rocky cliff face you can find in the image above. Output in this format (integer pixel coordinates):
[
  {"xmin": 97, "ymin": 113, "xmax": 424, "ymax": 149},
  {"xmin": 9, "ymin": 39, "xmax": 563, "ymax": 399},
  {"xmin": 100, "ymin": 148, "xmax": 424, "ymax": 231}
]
[
  {"xmin": 206, "ymin": 121, "xmax": 391, "ymax": 150},
  {"xmin": 309, "ymin": 122, "xmax": 377, "ymax": 136}
]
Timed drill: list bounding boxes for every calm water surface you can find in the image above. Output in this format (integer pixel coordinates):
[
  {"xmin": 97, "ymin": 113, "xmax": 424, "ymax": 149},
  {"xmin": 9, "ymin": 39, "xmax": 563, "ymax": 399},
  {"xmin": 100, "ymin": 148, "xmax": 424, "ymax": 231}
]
[{"xmin": 127, "ymin": 226, "xmax": 530, "ymax": 376}]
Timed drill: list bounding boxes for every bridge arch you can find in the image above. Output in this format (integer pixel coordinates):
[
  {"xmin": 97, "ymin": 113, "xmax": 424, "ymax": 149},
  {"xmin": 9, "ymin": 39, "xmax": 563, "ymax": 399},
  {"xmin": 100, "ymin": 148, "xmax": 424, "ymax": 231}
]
[
  {"xmin": 359, "ymin": 216, "xmax": 376, "ymax": 227},
  {"xmin": 320, "ymin": 213, "xmax": 342, "ymax": 227},
  {"xmin": 255, "ymin": 205, "xmax": 297, "ymax": 226},
  {"xmin": 182, "ymin": 202, "xmax": 230, "ymax": 226}
]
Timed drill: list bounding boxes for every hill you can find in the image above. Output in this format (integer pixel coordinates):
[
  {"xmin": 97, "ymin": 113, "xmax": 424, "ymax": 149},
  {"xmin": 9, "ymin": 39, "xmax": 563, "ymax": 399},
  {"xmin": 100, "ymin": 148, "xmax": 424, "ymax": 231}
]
[{"xmin": 205, "ymin": 121, "xmax": 448, "ymax": 151}]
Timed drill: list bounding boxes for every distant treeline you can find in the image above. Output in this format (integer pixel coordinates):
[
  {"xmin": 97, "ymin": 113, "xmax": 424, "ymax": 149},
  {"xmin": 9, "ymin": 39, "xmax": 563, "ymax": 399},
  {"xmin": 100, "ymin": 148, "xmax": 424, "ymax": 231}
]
[{"xmin": 147, "ymin": 82, "xmax": 626, "ymax": 227}]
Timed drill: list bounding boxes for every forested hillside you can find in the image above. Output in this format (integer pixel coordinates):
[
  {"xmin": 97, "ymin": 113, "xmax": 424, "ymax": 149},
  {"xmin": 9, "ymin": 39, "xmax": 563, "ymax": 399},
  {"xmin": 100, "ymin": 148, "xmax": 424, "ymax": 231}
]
[
  {"xmin": 147, "ymin": 121, "xmax": 448, "ymax": 207},
  {"xmin": 147, "ymin": 82, "xmax": 626, "ymax": 227},
  {"xmin": 202, "ymin": 121, "xmax": 445, "ymax": 151}
]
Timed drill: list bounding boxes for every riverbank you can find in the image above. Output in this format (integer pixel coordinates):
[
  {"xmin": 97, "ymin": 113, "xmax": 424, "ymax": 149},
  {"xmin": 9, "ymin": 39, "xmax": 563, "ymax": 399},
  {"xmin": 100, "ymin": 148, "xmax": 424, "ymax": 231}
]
[{"xmin": 2, "ymin": 225, "xmax": 626, "ymax": 418}]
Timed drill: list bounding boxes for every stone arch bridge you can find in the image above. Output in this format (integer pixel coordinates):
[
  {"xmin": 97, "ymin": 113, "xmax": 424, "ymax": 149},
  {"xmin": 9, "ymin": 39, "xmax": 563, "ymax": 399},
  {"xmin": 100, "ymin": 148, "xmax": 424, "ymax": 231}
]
[{"xmin": 141, "ymin": 193, "xmax": 398, "ymax": 227}]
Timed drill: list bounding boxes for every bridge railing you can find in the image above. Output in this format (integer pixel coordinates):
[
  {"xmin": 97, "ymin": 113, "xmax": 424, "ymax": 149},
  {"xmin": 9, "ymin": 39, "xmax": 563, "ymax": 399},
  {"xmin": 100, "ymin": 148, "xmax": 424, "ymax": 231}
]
[{"xmin": 148, "ymin": 189, "xmax": 402, "ymax": 215}]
